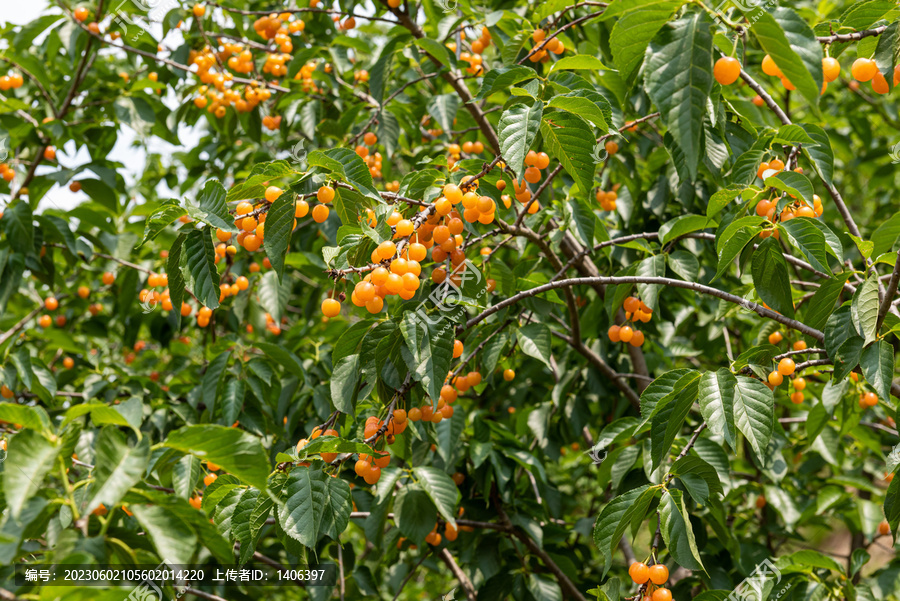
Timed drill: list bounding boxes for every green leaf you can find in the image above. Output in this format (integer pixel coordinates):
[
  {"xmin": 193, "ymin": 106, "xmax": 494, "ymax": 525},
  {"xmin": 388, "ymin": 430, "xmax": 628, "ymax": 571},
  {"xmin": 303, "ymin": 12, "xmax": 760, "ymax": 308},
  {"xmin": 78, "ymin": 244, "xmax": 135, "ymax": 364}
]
[
  {"xmin": 842, "ymin": 0, "xmax": 898, "ymax": 30},
  {"xmin": 516, "ymin": 323, "xmax": 553, "ymax": 370},
  {"xmin": 319, "ymin": 475, "xmax": 352, "ymax": 540},
  {"xmin": 884, "ymin": 466, "xmax": 900, "ymax": 537},
  {"xmin": 852, "ymin": 275, "xmax": 881, "ymax": 345},
  {"xmin": 262, "ymin": 189, "xmax": 296, "ymax": 281},
  {"xmin": 278, "ymin": 467, "xmax": 331, "ymax": 547},
  {"xmin": 540, "ymin": 108, "xmax": 596, "ymax": 193},
  {"xmin": 298, "ymin": 437, "xmax": 375, "ymax": 460},
  {"xmin": 202, "ymin": 351, "xmax": 231, "ymax": 414},
  {"xmin": 715, "ymin": 223, "xmax": 765, "ymax": 281},
  {"xmin": 635, "ymin": 254, "xmax": 667, "ymax": 311},
  {"xmin": 669, "ymin": 250, "xmax": 700, "ymax": 282},
  {"xmin": 167, "ymin": 232, "xmax": 186, "ymax": 329},
  {"xmin": 849, "ymin": 234, "xmax": 875, "ymax": 262},
  {"xmin": 308, "ymin": 148, "xmax": 381, "ymax": 202},
  {"xmin": 499, "ymin": 102, "xmax": 543, "ymax": 182},
  {"xmin": 765, "ymin": 171, "xmax": 815, "ymax": 206},
  {"xmin": 802, "ymin": 274, "xmax": 849, "ymax": 332},
  {"xmin": 137, "ymin": 200, "xmax": 187, "ymax": 248},
  {"xmin": 651, "ymin": 372, "xmax": 701, "ymax": 469},
  {"xmin": 659, "ymin": 214, "xmax": 713, "ymax": 245},
  {"xmin": 258, "ymin": 270, "xmax": 290, "ymax": 323},
  {"xmin": 751, "ymin": 7, "xmax": 824, "ymax": 108},
  {"xmin": 825, "ymin": 307, "xmax": 865, "ymax": 381},
  {"xmin": 184, "ymin": 228, "xmax": 220, "ymax": 309},
  {"xmin": 778, "ymin": 217, "xmax": 833, "ymax": 275},
  {"xmin": 800, "ymin": 124, "xmax": 835, "ymax": 185},
  {"xmin": 412, "ymin": 466, "xmax": 459, "ymax": 526},
  {"xmin": 130, "ymin": 504, "xmax": 198, "ymax": 565},
  {"xmin": 220, "ymin": 379, "xmax": 245, "ymax": 428},
  {"xmin": 426, "ymin": 93, "xmax": 460, "ymax": 135},
  {"xmin": 395, "ymin": 487, "xmax": 437, "ymax": 543},
  {"xmin": 604, "ymin": 0, "xmax": 688, "ymax": 83},
  {"xmin": 644, "ymin": 10, "xmax": 714, "ymax": 180},
  {"xmin": 173, "ymin": 454, "xmax": 201, "ymax": 500},
  {"xmin": 474, "ymin": 66, "xmax": 537, "ymax": 101},
  {"xmin": 547, "ymin": 90, "xmax": 611, "ymax": 130},
  {"xmin": 0, "ymin": 403, "xmax": 51, "ymax": 432},
  {"xmin": 3, "ymin": 202, "xmax": 34, "ymax": 252},
  {"xmin": 3, "ymin": 430, "xmax": 58, "ymax": 518},
  {"xmin": 414, "ymin": 37, "xmax": 453, "ymax": 67},
  {"xmin": 85, "ymin": 428, "xmax": 150, "ymax": 515},
  {"xmin": 772, "ymin": 124, "xmax": 818, "ymax": 145},
  {"xmin": 226, "ymin": 160, "xmax": 296, "ymax": 202},
  {"xmin": 699, "ymin": 368, "xmax": 738, "ymax": 450},
  {"xmin": 671, "ymin": 455, "xmax": 723, "ymax": 505},
  {"xmin": 187, "ymin": 180, "xmax": 236, "ymax": 232},
  {"xmin": 527, "ymin": 574, "xmax": 563, "ymax": 601},
  {"xmin": 871, "ymin": 211, "xmax": 900, "ymax": 257},
  {"xmin": 164, "ymin": 424, "xmax": 270, "ymax": 491},
  {"xmin": 593, "ymin": 484, "xmax": 656, "ymax": 577},
  {"xmin": 784, "ymin": 549, "xmax": 845, "ymax": 573},
  {"xmin": 751, "ymin": 237, "xmax": 795, "ymax": 318},
  {"xmin": 638, "ymin": 369, "xmax": 694, "ymax": 430},
  {"xmin": 548, "ymin": 54, "xmax": 611, "ymax": 73},
  {"xmin": 415, "ymin": 319, "xmax": 455, "ymax": 405},
  {"xmin": 850, "ymin": 548, "xmax": 871, "ymax": 578},
  {"xmin": 570, "ymin": 197, "xmax": 596, "ymax": 246},
  {"xmin": 706, "ymin": 186, "xmax": 745, "ymax": 218},
  {"xmin": 331, "ymin": 354, "xmax": 361, "ymax": 414},
  {"xmin": 733, "ymin": 375, "xmax": 774, "ymax": 460},
  {"xmin": 860, "ymin": 340, "xmax": 893, "ymax": 404},
  {"xmin": 660, "ymin": 489, "xmax": 704, "ymax": 570}
]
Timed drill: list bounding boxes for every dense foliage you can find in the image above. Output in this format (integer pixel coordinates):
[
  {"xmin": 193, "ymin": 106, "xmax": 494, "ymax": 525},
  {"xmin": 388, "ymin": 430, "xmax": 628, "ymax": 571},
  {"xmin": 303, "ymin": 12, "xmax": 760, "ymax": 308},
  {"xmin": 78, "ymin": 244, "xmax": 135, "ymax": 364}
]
[{"xmin": 1, "ymin": 0, "xmax": 900, "ymax": 600}]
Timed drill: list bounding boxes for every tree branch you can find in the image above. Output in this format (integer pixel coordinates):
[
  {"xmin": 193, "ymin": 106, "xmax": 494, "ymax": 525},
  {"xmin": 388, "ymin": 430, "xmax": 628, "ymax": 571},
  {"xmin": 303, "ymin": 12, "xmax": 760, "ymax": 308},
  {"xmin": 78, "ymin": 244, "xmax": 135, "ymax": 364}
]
[
  {"xmin": 876, "ymin": 248, "xmax": 900, "ymax": 332},
  {"xmin": 466, "ymin": 275, "xmax": 825, "ymax": 341},
  {"xmin": 438, "ymin": 548, "xmax": 477, "ymax": 601}
]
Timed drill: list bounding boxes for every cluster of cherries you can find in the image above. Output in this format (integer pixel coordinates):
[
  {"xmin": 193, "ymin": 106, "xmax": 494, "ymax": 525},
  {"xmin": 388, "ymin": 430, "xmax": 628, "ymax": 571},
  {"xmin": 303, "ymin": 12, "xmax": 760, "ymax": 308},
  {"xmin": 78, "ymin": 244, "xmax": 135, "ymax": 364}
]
[
  {"xmin": 628, "ymin": 561, "xmax": 673, "ymax": 601},
  {"xmin": 607, "ymin": 296, "xmax": 652, "ymax": 347}
]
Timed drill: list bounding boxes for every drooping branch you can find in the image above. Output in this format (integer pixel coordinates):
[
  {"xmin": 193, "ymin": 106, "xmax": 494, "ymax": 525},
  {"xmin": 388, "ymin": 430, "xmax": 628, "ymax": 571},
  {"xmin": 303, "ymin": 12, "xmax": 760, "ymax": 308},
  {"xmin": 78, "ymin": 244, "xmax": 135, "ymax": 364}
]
[{"xmin": 466, "ymin": 275, "xmax": 826, "ymax": 341}]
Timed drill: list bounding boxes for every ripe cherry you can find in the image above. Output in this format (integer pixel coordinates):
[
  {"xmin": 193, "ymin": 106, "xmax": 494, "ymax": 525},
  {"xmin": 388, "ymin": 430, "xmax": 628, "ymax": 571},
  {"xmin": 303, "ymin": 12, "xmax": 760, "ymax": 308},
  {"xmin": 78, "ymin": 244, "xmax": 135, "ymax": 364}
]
[
  {"xmin": 648, "ymin": 564, "xmax": 669, "ymax": 585},
  {"xmin": 851, "ymin": 58, "xmax": 877, "ymax": 82},
  {"xmin": 777, "ymin": 357, "xmax": 795, "ymax": 376},
  {"xmin": 322, "ymin": 298, "xmax": 341, "ymax": 317},
  {"xmin": 822, "ymin": 57, "xmax": 840, "ymax": 82},
  {"xmin": 317, "ymin": 185, "xmax": 335, "ymax": 203},
  {"xmin": 651, "ymin": 588, "xmax": 672, "ymax": 601},
  {"xmin": 714, "ymin": 57, "xmax": 741, "ymax": 85},
  {"xmin": 628, "ymin": 562, "xmax": 650, "ymax": 584},
  {"xmin": 265, "ymin": 186, "xmax": 282, "ymax": 202},
  {"xmin": 761, "ymin": 54, "xmax": 781, "ymax": 77},
  {"xmin": 607, "ymin": 325, "xmax": 621, "ymax": 342}
]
